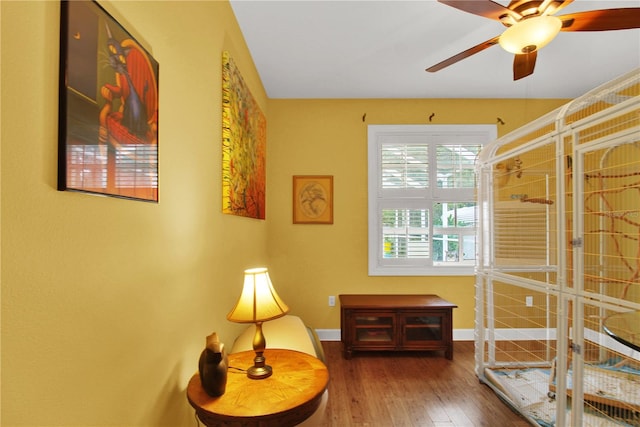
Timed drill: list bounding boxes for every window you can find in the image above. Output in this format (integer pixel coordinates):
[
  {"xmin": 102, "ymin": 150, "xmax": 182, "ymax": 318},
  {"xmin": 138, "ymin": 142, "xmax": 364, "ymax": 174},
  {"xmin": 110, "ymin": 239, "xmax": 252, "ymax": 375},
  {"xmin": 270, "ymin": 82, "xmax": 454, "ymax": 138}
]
[{"xmin": 368, "ymin": 125, "xmax": 496, "ymax": 276}]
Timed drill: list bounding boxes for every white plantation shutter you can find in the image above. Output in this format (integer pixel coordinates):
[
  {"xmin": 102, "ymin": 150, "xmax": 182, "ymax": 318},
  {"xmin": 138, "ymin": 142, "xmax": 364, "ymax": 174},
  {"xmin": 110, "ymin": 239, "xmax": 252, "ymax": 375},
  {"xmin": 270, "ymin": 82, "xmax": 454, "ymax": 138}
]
[
  {"xmin": 381, "ymin": 144, "xmax": 429, "ymax": 190},
  {"xmin": 382, "ymin": 207, "xmax": 430, "ymax": 259},
  {"xmin": 436, "ymin": 144, "xmax": 478, "ymax": 189},
  {"xmin": 368, "ymin": 125, "xmax": 496, "ymax": 276},
  {"xmin": 493, "ymin": 202, "xmax": 550, "ymax": 266}
]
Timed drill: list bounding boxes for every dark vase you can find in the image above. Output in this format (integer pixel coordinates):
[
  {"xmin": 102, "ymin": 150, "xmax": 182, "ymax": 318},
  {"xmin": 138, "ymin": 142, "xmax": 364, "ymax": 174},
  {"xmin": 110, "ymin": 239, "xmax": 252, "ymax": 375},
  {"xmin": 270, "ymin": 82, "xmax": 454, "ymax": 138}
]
[{"xmin": 198, "ymin": 332, "xmax": 228, "ymax": 397}]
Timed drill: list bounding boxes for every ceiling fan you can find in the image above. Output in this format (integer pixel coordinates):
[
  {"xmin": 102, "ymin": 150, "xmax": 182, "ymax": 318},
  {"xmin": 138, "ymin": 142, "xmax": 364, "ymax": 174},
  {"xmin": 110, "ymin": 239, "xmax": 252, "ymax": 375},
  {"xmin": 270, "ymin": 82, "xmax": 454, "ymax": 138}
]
[{"xmin": 426, "ymin": 0, "xmax": 640, "ymax": 80}]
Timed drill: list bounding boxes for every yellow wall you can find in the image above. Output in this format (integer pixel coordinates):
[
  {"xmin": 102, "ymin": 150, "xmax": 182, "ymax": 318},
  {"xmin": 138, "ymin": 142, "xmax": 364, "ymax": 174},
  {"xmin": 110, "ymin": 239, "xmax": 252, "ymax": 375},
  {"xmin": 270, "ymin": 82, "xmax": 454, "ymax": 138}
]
[
  {"xmin": 1, "ymin": 1, "xmax": 267, "ymax": 426},
  {"xmin": 266, "ymin": 98, "xmax": 568, "ymax": 330},
  {"xmin": 1, "ymin": 1, "xmax": 569, "ymax": 426}
]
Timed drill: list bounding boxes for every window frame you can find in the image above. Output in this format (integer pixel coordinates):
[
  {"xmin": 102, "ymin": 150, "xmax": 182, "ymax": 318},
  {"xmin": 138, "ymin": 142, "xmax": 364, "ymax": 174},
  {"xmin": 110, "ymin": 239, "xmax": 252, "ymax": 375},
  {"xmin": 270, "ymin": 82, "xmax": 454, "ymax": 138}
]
[{"xmin": 368, "ymin": 124, "xmax": 497, "ymax": 276}]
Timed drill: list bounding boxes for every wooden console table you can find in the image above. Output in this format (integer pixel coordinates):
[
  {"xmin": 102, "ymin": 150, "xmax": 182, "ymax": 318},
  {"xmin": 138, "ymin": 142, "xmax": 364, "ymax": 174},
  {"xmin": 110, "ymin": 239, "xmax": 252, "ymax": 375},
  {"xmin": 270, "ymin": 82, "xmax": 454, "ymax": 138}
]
[
  {"xmin": 340, "ymin": 294, "xmax": 457, "ymax": 360},
  {"xmin": 187, "ymin": 349, "xmax": 329, "ymax": 427}
]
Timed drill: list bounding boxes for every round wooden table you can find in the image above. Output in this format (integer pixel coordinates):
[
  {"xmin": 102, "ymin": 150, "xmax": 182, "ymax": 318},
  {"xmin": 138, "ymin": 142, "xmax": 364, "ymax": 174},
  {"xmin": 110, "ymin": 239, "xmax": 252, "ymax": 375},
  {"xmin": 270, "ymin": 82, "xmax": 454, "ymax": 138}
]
[{"xmin": 187, "ymin": 349, "xmax": 329, "ymax": 427}]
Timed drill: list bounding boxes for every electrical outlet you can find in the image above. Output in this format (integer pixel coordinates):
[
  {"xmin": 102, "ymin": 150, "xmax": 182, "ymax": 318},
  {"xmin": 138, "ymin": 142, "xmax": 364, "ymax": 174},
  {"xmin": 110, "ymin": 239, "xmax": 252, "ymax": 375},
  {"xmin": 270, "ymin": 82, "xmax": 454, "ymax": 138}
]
[
  {"xmin": 328, "ymin": 295, "xmax": 336, "ymax": 307},
  {"xmin": 525, "ymin": 296, "xmax": 533, "ymax": 307}
]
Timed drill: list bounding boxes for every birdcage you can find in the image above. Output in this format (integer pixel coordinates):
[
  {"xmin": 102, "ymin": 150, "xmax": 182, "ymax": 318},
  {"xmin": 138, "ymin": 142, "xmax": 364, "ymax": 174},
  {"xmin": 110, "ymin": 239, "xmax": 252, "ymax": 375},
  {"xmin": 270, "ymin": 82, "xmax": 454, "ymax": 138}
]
[{"xmin": 476, "ymin": 68, "xmax": 640, "ymax": 426}]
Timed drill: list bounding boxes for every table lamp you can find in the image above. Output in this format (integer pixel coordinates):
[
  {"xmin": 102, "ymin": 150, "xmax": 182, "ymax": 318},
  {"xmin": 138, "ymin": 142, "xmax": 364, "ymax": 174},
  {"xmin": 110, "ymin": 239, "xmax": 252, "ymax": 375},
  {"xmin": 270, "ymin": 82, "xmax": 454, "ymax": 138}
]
[{"xmin": 227, "ymin": 267, "xmax": 290, "ymax": 379}]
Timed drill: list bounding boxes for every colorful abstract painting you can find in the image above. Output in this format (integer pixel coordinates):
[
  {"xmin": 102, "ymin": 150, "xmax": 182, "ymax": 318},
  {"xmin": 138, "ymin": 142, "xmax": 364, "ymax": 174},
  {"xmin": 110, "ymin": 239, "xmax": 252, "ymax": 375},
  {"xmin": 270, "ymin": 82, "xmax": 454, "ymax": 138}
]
[
  {"xmin": 221, "ymin": 51, "xmax": 266, "ymax": 219},
  {"xmin": 58, "ymin": 0, "xmax": 159, "ymax": 202}
]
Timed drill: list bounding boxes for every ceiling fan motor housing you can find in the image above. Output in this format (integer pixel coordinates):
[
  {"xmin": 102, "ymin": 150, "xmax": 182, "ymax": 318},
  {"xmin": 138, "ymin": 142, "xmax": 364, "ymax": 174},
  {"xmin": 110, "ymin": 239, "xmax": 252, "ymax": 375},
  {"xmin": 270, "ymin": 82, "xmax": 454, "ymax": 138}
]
[
  {"xmin": 509, "ymin": 0, "xmax": 564, "ymax": 20},
  {"xmin": 499, "ymin": 15, "xmax": 562, "ymax": 54},
  {"xmin": 427, "ymin": 0, "xmax": 640, "ymax": 80}
]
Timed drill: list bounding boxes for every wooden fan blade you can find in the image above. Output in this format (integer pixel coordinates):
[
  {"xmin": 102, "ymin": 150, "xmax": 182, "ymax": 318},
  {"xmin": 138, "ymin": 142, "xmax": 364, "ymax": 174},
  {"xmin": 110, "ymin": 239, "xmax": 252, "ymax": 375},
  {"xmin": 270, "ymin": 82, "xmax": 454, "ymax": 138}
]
[
  {"xmin": 426, "ymin": 36, "xmax": 500, "ymax": 73},
  {"xmin": 513, "ymin": 51, "xmax": 537, "ymax": 81},
  {"xmin": 438, "ymin": 0, "xmax": 512, "ymax": 21},
  {"xmin": 560, "ymin": 8, "xmax": 640, "ymax": 31}
]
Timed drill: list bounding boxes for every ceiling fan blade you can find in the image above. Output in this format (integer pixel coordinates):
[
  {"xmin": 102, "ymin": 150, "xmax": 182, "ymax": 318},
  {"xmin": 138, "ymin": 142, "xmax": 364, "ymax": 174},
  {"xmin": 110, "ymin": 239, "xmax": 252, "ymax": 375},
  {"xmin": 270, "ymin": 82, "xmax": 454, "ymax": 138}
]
[
  {"xmin": 426, "ymin": 36, "xmax": 500, "ymax": 73},
  {"xmin": 438, "ymin": 0, "xmax": 512, "ymax": 21},
  {"xmin": 560, "ymin": 8, "xmax": 640, "ymax": 31},
  {"xmin": 513, "ymin": 51, "xmax": 537, "ymax": 81}
]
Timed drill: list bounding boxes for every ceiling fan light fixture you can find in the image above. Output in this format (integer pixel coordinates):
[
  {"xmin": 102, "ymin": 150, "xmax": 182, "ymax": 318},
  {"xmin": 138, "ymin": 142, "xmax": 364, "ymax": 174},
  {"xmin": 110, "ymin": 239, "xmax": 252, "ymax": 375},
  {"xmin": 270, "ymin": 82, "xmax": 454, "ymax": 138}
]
[{"xmin": 499, "ymin": 15, "xmax": 562, "ymax": 54}]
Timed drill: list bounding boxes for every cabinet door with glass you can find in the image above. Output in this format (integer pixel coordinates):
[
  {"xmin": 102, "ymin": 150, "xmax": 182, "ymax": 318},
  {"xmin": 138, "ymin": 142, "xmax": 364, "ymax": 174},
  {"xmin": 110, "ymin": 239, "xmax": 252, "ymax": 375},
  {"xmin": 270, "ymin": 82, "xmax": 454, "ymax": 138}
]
[
  {"xmin": 351, "ymin": 311, "xmax": 396, "ymax": 348},
  {"xmin": 400, "ymin": 311, "xmax": 450, "ymax": 350}
]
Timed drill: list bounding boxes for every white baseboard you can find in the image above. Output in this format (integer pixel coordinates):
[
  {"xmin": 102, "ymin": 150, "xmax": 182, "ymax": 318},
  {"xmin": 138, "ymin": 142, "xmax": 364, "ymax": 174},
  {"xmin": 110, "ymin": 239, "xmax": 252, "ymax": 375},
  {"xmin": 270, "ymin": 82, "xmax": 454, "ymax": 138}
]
[
  {"xmin": 316, "ymin": 328, "xmax": 639, "ymax": 361},
  {"xmin": 454, "ymin": 329, "xmax": 475, "ymax": 341},
  {"xmin": 316, "ymin": 329, "xmax": 475, "ymax": 342},
  {"xmin": 316, "ymin": 329, "xmax": 340, "ymax": 341}
]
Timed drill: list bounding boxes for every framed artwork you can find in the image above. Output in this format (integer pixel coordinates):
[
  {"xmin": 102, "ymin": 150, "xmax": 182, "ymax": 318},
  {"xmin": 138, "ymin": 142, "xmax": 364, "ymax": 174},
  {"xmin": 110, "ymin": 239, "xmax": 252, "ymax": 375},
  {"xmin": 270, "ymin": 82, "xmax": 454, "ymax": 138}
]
[
  {"xmin": 293, "ymin": 175, "xmax": 334, "ymax": 224},
  {"xmin": 222, "ymin": 51, "xmax": 266, "ymax": 219},
  {"xmin": 58, "ymin": 0, "xmax": 159, "ymax": 202}
]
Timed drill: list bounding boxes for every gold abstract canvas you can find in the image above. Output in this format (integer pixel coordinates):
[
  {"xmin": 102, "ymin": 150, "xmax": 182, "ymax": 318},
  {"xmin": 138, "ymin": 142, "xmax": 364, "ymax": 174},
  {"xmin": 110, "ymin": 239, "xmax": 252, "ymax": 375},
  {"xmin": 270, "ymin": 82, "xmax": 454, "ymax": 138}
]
[{"xmin": 221, "ymin": 51, "xmax": 266, "ymax": 219}]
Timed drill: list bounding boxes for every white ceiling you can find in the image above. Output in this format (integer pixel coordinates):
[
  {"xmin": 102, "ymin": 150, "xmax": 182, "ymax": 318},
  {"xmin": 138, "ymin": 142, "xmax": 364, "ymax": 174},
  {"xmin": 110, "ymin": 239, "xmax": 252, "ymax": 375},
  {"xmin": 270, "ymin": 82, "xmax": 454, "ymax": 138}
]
[{"xmin": 230, "ymin": 0, "xmax": 640, "ymax": 99}]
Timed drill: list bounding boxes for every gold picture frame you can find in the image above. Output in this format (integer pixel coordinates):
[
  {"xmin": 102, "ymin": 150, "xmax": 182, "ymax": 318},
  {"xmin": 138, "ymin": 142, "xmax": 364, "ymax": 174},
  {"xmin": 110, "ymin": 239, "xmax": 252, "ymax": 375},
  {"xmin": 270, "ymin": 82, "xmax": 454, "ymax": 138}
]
[{"xmin": 293, "ymin": 175, "xmax": 333, "ymax": 224}]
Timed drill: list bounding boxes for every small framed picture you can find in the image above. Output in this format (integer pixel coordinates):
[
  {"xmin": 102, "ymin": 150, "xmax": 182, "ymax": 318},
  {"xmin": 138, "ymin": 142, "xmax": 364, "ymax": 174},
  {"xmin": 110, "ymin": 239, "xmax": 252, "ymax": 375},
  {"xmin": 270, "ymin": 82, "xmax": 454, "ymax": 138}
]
[{"xmin": 293, "ymin": 175, "xmax": 333, "ymax": 224}]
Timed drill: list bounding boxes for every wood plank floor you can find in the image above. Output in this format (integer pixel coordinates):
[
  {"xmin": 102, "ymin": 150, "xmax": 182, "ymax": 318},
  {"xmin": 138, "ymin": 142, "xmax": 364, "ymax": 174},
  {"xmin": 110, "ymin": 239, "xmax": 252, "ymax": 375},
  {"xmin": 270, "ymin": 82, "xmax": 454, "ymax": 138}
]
[{"xmin": 316, "ymin": 341, "xmax": 531, "ymax": 427}]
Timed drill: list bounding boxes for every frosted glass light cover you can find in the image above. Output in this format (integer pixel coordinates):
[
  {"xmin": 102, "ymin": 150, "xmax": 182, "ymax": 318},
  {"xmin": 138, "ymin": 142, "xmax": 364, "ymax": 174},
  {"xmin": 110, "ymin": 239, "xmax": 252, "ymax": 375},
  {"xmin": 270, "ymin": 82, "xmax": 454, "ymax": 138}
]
[{"xmin": 499, "ymin": 16, "xmax": 562, "ymax": 54}]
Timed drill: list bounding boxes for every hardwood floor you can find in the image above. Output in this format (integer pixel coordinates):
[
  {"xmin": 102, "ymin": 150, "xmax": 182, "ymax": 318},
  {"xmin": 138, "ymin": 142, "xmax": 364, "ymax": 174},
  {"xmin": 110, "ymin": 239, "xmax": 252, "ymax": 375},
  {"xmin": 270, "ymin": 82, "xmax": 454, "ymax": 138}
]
[{"xmin": 316, "ymin": 341, "xmax": 531, "ymax": 427}]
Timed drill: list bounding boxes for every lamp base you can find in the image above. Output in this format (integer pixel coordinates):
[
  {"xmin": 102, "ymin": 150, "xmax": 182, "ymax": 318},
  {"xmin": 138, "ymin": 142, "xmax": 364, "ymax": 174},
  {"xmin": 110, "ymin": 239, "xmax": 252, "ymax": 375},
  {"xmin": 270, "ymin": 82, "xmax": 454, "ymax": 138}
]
[
  {"xmin": 245, "ymin": 323, "xmax": 274, "ymax": 380},
  {"xmin": 247, "ymin": 364, "xmax": 273, "ymax": 379}
]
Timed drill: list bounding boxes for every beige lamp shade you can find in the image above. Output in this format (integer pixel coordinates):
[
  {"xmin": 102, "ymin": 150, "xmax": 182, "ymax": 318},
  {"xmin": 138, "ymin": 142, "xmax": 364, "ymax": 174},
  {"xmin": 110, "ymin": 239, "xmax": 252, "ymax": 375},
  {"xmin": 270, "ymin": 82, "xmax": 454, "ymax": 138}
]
[
  {"xmin": 227, "ymin": 267, "xmax": 290, "ymax": 323},
  {"xmin": 499, "ymin": 15, "xmax": 562, "ymax": 54}
]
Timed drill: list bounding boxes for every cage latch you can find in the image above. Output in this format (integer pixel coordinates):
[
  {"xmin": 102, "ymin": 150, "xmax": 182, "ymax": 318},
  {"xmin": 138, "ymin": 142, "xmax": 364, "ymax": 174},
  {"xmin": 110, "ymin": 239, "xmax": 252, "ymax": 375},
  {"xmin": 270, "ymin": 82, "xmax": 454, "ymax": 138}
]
[
  {"xmin": 570, "ymin": 342, "xmax": 582, "ymax": 355},
  {"xmin": 570, "ymin": 237, "xmax": 583, "ymax": 248}
]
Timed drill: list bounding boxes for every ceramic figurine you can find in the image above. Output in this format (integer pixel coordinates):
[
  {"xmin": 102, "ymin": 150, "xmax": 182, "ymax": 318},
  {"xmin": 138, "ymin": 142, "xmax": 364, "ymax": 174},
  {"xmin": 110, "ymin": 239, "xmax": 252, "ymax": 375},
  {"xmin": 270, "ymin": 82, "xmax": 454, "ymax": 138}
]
[{"xmin": 198, "ymin": 332, "xmax": 228, "ymax": 397}]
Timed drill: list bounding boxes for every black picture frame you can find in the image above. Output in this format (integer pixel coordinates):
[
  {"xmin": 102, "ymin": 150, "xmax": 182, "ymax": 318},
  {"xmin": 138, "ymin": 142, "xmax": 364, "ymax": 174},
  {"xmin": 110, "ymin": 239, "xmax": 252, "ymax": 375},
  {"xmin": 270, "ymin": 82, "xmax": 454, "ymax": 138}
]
[{"xmin": 58, "ymin": 0, "xmax": 159, "ymax": 202}]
